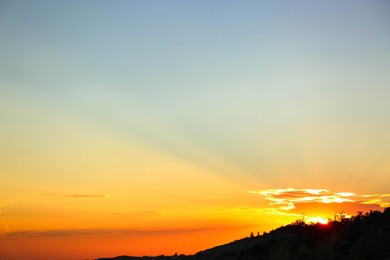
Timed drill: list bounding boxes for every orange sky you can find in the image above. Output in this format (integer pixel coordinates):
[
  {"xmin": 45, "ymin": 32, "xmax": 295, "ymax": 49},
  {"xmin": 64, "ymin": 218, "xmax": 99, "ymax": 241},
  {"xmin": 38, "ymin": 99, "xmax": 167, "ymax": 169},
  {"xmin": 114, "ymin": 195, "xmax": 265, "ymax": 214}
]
[{"xmin": 1, "ymin": 185, "xmax": 388, "ymax": 259}]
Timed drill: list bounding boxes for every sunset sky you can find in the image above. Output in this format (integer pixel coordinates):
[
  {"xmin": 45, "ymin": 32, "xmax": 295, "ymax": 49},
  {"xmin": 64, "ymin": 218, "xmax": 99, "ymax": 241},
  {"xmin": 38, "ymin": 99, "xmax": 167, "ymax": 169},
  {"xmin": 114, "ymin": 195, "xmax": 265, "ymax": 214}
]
[{"xmin": 1, "ymin": 1, "xmax": 390, "ymax": 259}]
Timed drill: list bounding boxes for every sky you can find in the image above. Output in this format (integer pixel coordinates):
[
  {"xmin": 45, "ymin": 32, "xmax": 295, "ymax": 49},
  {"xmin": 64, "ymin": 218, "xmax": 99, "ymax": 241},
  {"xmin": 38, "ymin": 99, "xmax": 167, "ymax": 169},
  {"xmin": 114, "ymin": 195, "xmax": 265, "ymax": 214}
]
[{"xmin": 1, "ymin": 0, "xmax": 390, "ymax": 259}]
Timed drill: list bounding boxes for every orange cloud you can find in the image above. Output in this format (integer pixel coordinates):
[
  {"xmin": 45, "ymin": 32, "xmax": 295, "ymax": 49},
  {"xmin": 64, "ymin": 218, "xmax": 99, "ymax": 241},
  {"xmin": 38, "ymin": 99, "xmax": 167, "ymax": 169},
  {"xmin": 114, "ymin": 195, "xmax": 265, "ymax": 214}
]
[
  {"xmin": 2, "ymin": 225, "xmax": 244, "ymax": 238},
  {"xmin": 0, "ymin": 200, "xmax": 14, "ymax": 216},
  {"xmin": 41, "ymin": 194, "xmax": 109, "ymax": 199},
  {"xmin": 0, "ymin": 223, "xmax": 10, "ymax": 235},
  {"xmin": 249, "ymin": 188, "xmax": 390, "ymax": 210},
  {"xmin": 0, "ymin": 200, "xmax": 14, "ymax": 208},
  {"xmin": 248, "ymin": 188, "xmax": 390, "ymax": 222},
  {"xmin": 111, "ymin": 210, "xmax": 161, "ymax": 220},
  {"xmin": 0, "ymin": 225, "xmax": 253, "ymax": 259}
]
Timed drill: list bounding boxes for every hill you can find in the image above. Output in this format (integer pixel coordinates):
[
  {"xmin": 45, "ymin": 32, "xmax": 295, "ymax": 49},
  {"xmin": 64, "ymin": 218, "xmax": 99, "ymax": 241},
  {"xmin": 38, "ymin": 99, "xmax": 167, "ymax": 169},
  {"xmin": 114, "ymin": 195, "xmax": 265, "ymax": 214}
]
[{"xmin": 97, "ymin": 208, "xmax": 390, "ymax": 260}]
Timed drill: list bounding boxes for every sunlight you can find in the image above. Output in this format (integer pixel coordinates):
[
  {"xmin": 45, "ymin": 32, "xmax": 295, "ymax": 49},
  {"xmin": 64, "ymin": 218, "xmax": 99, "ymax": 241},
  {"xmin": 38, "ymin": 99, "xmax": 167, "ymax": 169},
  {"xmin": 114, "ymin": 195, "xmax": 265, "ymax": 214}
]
[{"xmin": 306, "ymin": 216, "xmax": 329, "ymax": 225}]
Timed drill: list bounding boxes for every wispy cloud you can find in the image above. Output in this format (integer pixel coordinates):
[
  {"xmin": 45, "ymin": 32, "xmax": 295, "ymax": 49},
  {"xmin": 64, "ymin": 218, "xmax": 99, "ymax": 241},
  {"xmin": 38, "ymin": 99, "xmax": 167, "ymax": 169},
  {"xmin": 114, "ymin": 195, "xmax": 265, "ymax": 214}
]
[
  {"xmin": 2, "ymin": 225, "xmax": 246, "ymax": 238},
  {"xmin": 0, "ymin": 202, "xmax": 13, "ymax": 234},
  {"xmin": 211, "ymin": 206, "xmax": 267, "ymax": 215},
  {"xmin": 249, "ymin": 188, "xmax": 390, "ymax": 211},
  {"xmin": 209, "ymin": 195, "xmax": 230, "ymax": 199},
  {"xmin": 0, "ymin": 200, "xmax": 14, "ymax": 215},
  {"xmin": 41, "ymin": 194, "xmax": 109, "ymax": 199},
  {"xmin": 0, "ymin": 223, "xmax": 10, "ymax": 235},
  {"xmin": 361, "ymin": 194, "xmax": 390, "ymax": 207},
  {"xmin": 111, "ymin": 210, "xmax": 161, "ymax": 220},
  {"xmin": 4, "ymin": 228, "xmax": 129, "ymax": 237},
  {"xmin": 0, "ymin": 200, "xmax": 14, "ymax": 208}
]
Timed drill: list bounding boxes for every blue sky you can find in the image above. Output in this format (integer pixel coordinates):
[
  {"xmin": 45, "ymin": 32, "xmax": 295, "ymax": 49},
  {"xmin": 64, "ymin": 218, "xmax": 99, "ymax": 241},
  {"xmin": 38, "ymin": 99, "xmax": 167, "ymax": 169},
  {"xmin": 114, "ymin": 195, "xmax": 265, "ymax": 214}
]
[{"xmin": 1, "ymin": 0, "xmax": 390, "ymax": 188}]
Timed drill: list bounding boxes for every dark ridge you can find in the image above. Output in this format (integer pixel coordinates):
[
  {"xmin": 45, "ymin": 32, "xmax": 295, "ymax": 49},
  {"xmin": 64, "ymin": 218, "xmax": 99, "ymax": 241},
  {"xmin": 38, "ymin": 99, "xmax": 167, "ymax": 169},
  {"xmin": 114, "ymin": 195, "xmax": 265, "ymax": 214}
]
[{"xmin": 97, "ymin": 208, "xmax": 390, "ymax": 260}]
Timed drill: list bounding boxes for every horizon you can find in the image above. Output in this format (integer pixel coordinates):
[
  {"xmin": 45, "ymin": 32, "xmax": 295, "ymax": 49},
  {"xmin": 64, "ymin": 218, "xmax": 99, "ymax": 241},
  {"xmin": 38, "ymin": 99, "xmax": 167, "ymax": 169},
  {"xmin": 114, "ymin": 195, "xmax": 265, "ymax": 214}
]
[{"xmin": 1, "ymin": 1, "xmax": 390, "ymax": 259}]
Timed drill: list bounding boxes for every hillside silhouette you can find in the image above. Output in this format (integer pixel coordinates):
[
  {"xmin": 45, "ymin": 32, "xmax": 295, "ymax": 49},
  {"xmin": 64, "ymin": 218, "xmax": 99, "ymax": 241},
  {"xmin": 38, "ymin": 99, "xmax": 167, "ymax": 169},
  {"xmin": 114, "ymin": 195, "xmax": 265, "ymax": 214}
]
[{"xmin": 97, "ymin": 208, "xmax": 390, "ymax": 260}]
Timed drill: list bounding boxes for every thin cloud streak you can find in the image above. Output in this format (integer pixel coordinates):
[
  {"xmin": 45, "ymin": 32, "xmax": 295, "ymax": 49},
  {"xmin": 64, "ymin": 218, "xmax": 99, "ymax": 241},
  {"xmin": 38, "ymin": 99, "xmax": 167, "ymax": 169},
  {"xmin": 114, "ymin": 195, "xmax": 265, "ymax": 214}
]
[
  {"xmin": 0, "ymin": 200, "xmax": 14, "ymax": 208},
  {"xmin": 111, "ymin": 210, "xmax": 161, "ymax": 220},
  {"xmin": 41, "ymin": 194, "xmax": 109, "ymax": 199},
  {"xmin": 209, "ymin": 195, "xmax": 230, "ymax": 199},
  {"xmin": 2, "ymin": 225, "xmax": 248, "ymax": 238},
  {"xmin": 0, "ymin": 223, "xmax": 10, "ymax": 234},
  {"xmin": 0, "ymin": 200, "xmax": 14, "ymax": 215}
]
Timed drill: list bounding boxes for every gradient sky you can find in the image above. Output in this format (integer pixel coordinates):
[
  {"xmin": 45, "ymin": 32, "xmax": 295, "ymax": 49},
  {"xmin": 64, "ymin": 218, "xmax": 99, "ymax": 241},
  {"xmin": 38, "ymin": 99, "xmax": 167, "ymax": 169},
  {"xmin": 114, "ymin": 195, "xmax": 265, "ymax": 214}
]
[{"xmin": 1, "ymin": 1, "xmax": 390, "ymax": 259}]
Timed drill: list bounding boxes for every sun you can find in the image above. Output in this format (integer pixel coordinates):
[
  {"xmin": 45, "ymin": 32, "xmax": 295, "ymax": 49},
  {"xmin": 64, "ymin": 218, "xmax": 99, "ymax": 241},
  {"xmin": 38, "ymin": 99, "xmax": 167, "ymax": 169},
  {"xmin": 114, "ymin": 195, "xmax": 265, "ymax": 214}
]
[{"xmin": 305, "ymin": 216, "xmax": 329, "ymax": 225}]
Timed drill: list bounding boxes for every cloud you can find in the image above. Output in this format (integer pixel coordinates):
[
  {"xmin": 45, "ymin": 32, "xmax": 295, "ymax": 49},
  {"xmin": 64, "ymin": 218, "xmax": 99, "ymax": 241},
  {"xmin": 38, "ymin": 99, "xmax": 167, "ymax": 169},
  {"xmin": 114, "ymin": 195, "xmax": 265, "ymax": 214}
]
[
  {"xmin": 249, "ymin": 188, "xmax": 390, "ymax": 211},
  {"xmin": 0, "ymin": 200, "xmax": 14, "ymax": 208},
  {"xmin": 211, "ymin": 206, "xmax": 267, "ymax": 215},
  {"xmin": 0, "ymin": 223, "xmax": 10, "ymax": 235},
  {"xmin": 209, "ymin": 195, "xmax": 230, "ymax": 199},
  {"xmin": 41, "ymin": 194, "xmax": 109, "ymax": 199},
  {"xmin": 361, "ymin": 194, "xmax": 390, "ymax": 207},
  {"xmin": 111, "ymin": 210, "xmax": 161, "ymax": 220},
  {"xmin": 3, "ymin": 225, "xmax": 246, "ymax": 238},
  {"xmin": 4, "ymin": 228, "xmax": 126, "ymax": 237},
  {"xmin": 0, "ymin": 200, "xmax": 14, "ymax": 215}
]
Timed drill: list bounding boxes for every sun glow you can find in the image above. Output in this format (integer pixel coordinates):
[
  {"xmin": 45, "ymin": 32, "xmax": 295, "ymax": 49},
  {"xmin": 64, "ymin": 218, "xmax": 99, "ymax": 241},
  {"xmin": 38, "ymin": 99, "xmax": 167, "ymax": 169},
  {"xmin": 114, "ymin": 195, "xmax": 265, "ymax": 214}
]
[{"xmin": 306, "ymin": 216, "xmax": 329, "ymax": 225}]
